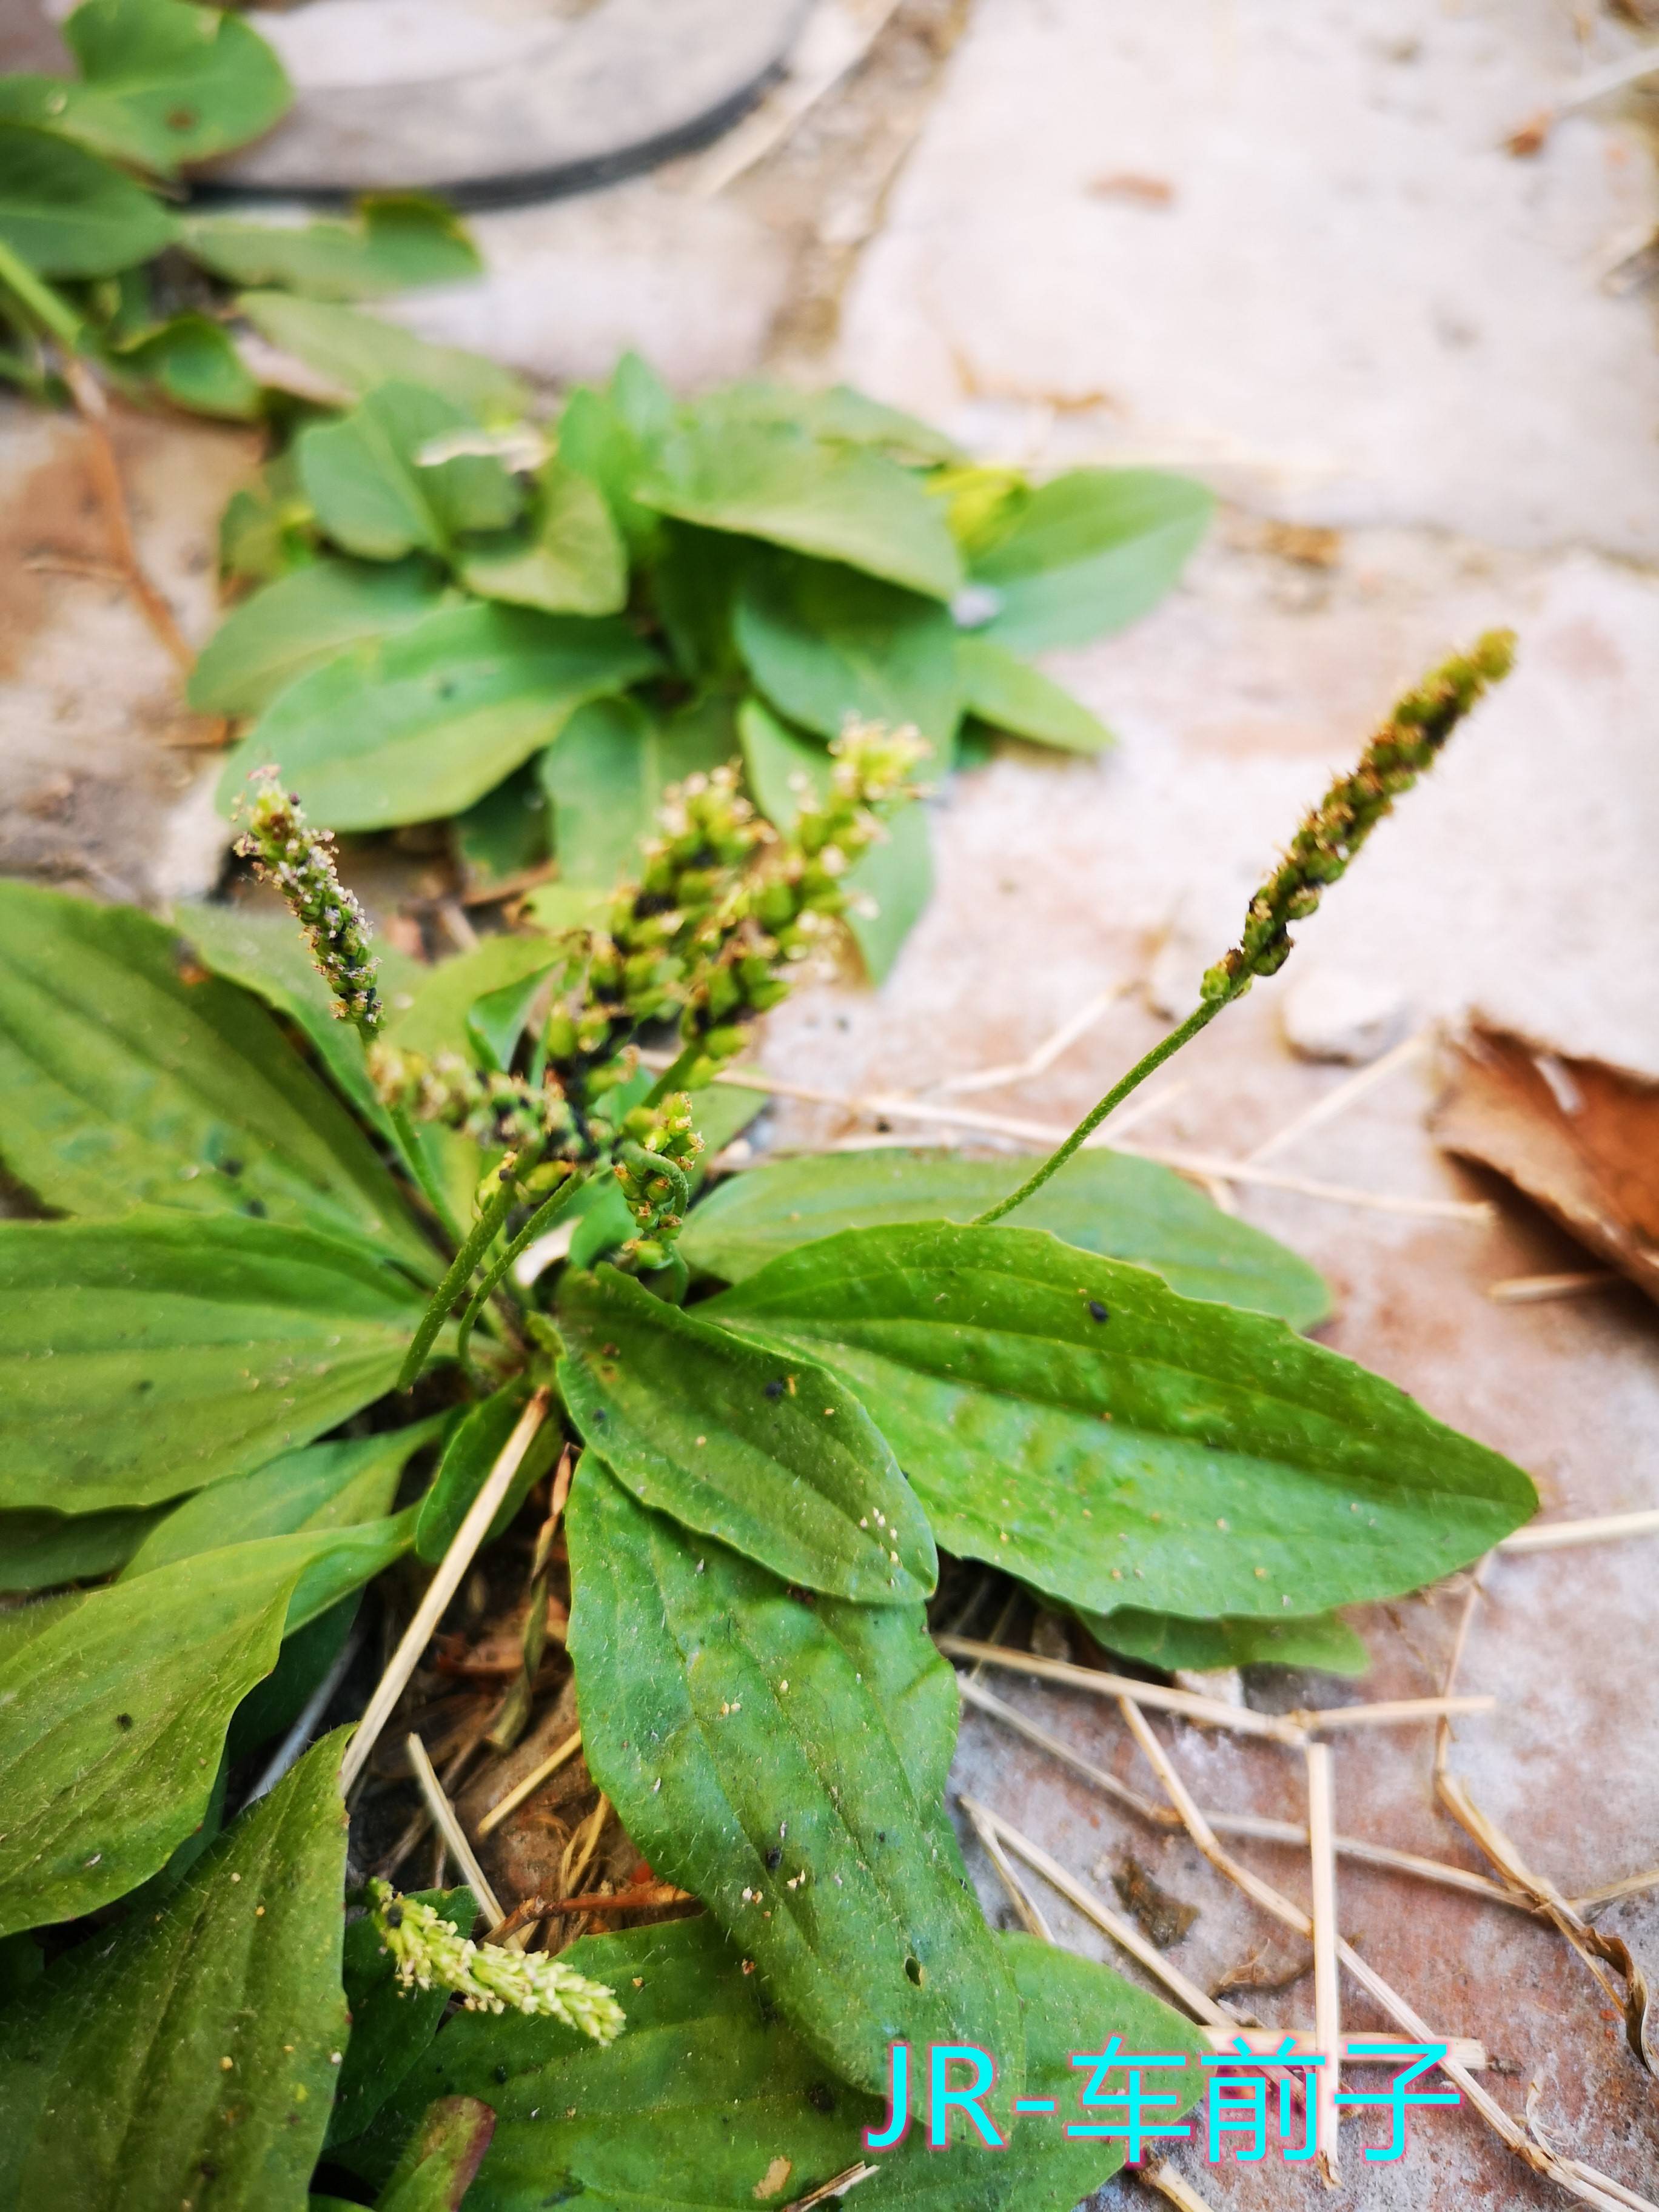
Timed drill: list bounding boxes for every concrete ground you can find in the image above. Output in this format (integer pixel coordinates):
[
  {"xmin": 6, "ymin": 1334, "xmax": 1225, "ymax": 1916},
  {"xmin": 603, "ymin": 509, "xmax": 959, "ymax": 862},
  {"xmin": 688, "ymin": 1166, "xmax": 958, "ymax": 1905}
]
[{"xmin": 2, "ymin": 2, "xmax": 1658, "ymax": 2205}]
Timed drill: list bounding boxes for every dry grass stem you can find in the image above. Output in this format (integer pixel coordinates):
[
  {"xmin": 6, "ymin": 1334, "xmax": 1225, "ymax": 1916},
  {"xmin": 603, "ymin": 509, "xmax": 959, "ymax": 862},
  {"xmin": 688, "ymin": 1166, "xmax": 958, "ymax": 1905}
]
[
  {"xmin": 1200, "ymin": 2028, "xmax": 1486, "ymax": 2068},
  {"xmin": 1434, "ymin": 1571, "xmax": 1655, "ymax": 2072},
  {"xmin": 560, "ymin": 1792, "xmax": 610, "ymax": 1904},
  {"xmin": 61, "ymin": 358, "xmax": 196, "ymax": 677},
  {"xmin": 341, "ymin": 1389, "xmax": 551, "ymax": 1794},
  {"xmin": 942, "ymin": 1638, "xmax": 1492, "ymax": 1738},
  {"xmin": 1577, "ymin": 1867, "xmax": 1659, "ymax": 1911},
  {"xmin": 961, "ymin": 1797, "xmax": 1057, "ymax": 1942},
  {"xmin": 637, "ymin": 1056, "xmax": 1492, "ymax": 1220},
  {"xmin": 406, "ymin": 1731, "xmax": 504, "ymax": 1926},
  {"xmin": 1487, "ymin": 1272, "xmax": 1619, "ymax": 1304},
  {"xmin": 957, "ymin": 1674, "xmax": 1538, "ymax": 1911},
  {"xmin": 1527, "ymin": 2087, "xmax": 1659, "ymax": 2212},
  {"xmin": 1121, "ymin": 1697, "xmax": 1651, "ymax": 2212},
  {"xmin": 960, "ymin": 1797, "xmax": 1252, "ymax": 2037},
  {"xmin": 1305, "ymin": 1740, "xmax": 1342, "ymax": 2188},
  {"xmin": 923, "ymin": 980, "xmax": 1133, "ymax": 1096},
  {"xmin": 1244, "ymin": 1030, "xmax": 1429, "ymax": 1165},
  {"xmin": 1500, "ymin": 1508, "xmax": 1659, "ymax": 1554},
  {"xmin": 1137, "ymin": 2160, "xmax": 1222, "ymax": 2211},
  {"xmin": 535, "ymin": 1882, "xmax": 694, "ymax": 1914},
  {"xmin": 477, "ymin": 1726, "xmax": 584, "ymax": 1838},
  {"xmin": 777, "ymin": 2160, "xmax": 880, "ymax": 2212}
]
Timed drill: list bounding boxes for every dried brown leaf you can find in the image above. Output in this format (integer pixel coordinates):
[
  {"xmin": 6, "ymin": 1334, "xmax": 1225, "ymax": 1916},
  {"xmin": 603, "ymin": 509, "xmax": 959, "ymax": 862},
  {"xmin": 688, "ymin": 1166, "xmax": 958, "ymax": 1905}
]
[{"xmin": 1433, "ymin": 1024, "xmax": 1659, "ymax": 1305}]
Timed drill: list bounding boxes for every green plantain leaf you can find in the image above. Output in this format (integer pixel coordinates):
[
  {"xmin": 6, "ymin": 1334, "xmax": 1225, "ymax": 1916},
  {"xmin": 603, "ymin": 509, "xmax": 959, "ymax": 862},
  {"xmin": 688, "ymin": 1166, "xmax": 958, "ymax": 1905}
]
[
  {"xmin": 238, "ymin": 291, "xmax": 528, "ymax": 420},
  {"xmin": 0, "ymin": 1733, "xmax": 349, "ymax": 2210},
  {"xmin": 184, "ymin": 194, "xmax": 479, "ymax": 300},
  {"xmin": 638, "ymin": 416, "xmax": 963, "ymax": 602},
  {"xmin": 679, "ymin": 1148, "xmax": 1329, "ymax": 1327},
  {"xmin": 1079, "ymin": 1603, "xmax": 1369, "ymax": 1677},
  {"xmin": 0, "ymin": 121, "xmax": 173, "ymax": 276},
  {"xmin": 452, "ymin": 762, "xmax": 549, "ymax": 895},
  {"xmin": 59, "ymin": 0, "xmax": 291, "ymax": 171},
  {"xmin": 734, "ymin": 552, "xmax": 962, "ymax": 755},
  {"xmin": 0, "ymin": 1210, "xmax": 424, "ymax": 1513},
  {"xmin": 377, "ymin": 2096, "xmax": 498, "ymax": 2212},
  {"xmin": 555, "ymin": 1265, "xmax": 936, "ymax": 1603},
  {"xmin": 336, "ymin": 1919, "xmax": 1201, "ymax": 2212},
  {"xmin": 555, "ymin": 366, "xmax": 668, "ymax": 560},
  {"xmin": 219, "ymin": 601, "xmax": 660, "ymax": 831},
  {"xmin": 565, "ymin": 1463, "xmax": 1022, "ymax": 2120},
  {"xmin": 736, "ymin": 697, "xmax": 930, "ymax": 982},
  {"xmin": 384, "ymin": 933, "xmax": 564, "ymax": 1059},
  {"xmin": 110, "ymin": 310, "xmax": 263, "ymax": 420},
  {"xmin": 188, "ymin": 556, "xmax": 451, "ymax": 717},
  {"xmin": 651, "ymin": 522, "xmax": 746, "ymax": 677},
  {"xmin": 0, "ymin": 882, "xmax": 435, "ymax": 1278},
  {"xmin": 0, "ymin": 1540, "xmax": 320, "ymax": 1932},
  {"xmin": 708, "ymin": 1222, "xmax": 1536, "ymax": 1621},
  {"xmin": 460, "ymin": 456, "xmax": 628, "ymax": 617},
  {"xmin": 698, "ymin": 380, "xmax": 962, "ymax": 466},
  {"xmin": 327, "ymin": 1888, "xmax": 477, "ymax": 2151},
  {"xmin": 970, "ymin": 469, "xmax": 1211, "ymax": 654},
  {"xmin": 297, "ymin": 381, "xmax": 521, "ymax": 561},
  {"xmin": 414, "ymin": 1386, "xmax": 558, "ymax": 1565},
  {"xmin": 0, "ymin": 1502, "xmax": 166, "ymax": 1594},
  {"xmin": 123, "ymin": 1419, "xmax": 444, "ymax": 1580},
  {"xmin": 955, "ymin": 635, "xmax": 1111, "ymax": 754},
  {"xmin": 539, "ymin": 692, "xmax": 734, "ymax": 889}
]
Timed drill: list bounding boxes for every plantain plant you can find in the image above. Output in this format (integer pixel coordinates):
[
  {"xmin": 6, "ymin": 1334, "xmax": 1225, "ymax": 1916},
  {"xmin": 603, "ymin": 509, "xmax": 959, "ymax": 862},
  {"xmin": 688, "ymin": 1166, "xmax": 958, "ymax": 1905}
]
[
  {"xmin": 2, "ymin": 0, "xmax": 1215, "ymax": 980},
  {"xmin": 0, "ymin": 634, "xmax": 1533, "ymax": 2209}
]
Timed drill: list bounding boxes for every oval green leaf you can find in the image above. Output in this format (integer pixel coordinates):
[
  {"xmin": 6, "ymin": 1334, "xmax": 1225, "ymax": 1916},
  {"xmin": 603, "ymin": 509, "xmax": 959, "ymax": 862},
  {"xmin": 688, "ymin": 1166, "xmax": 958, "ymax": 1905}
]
[
  {"xmin": 189, "ymin": 555, "xmax": 450, "ymax": 717},
  {"xmin": 638, "ymin": 417, "xmax": 964, "ymax": 602},
  {"xmin": 218, "ymin": 600, "xmax": 660, "ymax": 831},
  {"xmin": 0, "ymin": 1734, "xmax": 350, "ymax": 2210},
  {"xmin": 0, "ymin": 882, "xmax": 435, "ymax": 1278},
  {"xmin": 555, "ymin": 1265, "xmax": 936, "ymax": 1603},
  {"xmin": 679, "ymin": 1148, "xmax": 1329, "ymax": 1327},
  {"xmin": 971, "ymin": 469, "xmax": 1212, "ymax": 655},
  {"xmin": 956, "ymin": 634, "xmax": 1111, "ymax": 754},
  {"xmin": 565, "ymin": 1462, "xmax": 1021, "ymax": 2119},
  {"xmin": 0, "ymin": 121, "xmax": 173, "ymax": 276},
  {"xmin": 335, "ymin": 1918, "xmax": 1202, "ymax": 2212},
  {"xmin": 0, "ymin": 1210, "xmax": 424, "ymax": 1513},
  {"xmin": 734, "ymin": 552, "xmax": 962, "ymax": 752},
  {"xmin": 708, "ymin": 1222, "xmax": 1536, "ymax": 1621}
]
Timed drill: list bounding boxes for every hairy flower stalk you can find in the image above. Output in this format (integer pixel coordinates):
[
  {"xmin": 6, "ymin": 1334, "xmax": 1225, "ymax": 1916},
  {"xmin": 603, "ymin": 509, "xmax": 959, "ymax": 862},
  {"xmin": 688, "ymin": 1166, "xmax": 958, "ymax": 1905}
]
[
  {"xmin": 367, "ymin": 1880, "xmax": 625, "ymax": 2043},
  {"xmin": 972, "ymin": 632, "xmax": 1517, "ymax": 1227},
  {"xmin": 235, "ymin": 769, "xmax": 383, "ymax": 1033}
]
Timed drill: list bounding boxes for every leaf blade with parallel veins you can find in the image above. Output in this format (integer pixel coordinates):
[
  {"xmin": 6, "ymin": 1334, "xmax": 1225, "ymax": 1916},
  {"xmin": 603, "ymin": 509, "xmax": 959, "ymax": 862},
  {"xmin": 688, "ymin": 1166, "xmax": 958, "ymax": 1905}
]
[
  {"xmin": 708, "ymin": 1222, "xmax": 1535, "ymax": 1621},
  {"xmin": 565, "ymin": 1464, "xmax": 1021, "ymax": 2120},
  {"xmin": 0, "ymin": 1734, "xmax": 349, "ymax": 2211},
  {"xmin": 188, "ymin": 555, "xmax": 451, "ymax": 717},
  {"xmin": 218, "ymin": 600, "xmax": 660, "ymax": 832},
  {"xmin": 679, "ymin": 1148, "xmax": 1329, "ymax": 1327},
  {"xmin": 0, "ymin": 1210, "xmax": 423, "ymax": 1514},
  {"xmin": 333, "ymin": 1918, "xmax": 1201, "ymax": 2212},
  {"xmin": 0, "ymin": 881, "xmax": 435, "ymax": 1277},
  {"xmin": 0, "ymin": 1540, "xmax": 311, "ymax": 1933},
  {"xmin": 638, "ymin": 416, "xmax": 964, "ymax": 601},
  {"xmin": 971, "ymin": 468, "xmax": 1212, "ymax": 655},
  {"xmin": 555, "ymin": 1265, "xmax": 935, "ymax": 1603}
]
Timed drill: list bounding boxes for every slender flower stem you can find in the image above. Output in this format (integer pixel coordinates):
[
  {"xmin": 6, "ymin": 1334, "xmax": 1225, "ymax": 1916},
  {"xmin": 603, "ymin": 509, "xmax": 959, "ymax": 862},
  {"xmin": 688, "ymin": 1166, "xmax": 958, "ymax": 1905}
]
[
  {"xmin": 388, "ymin": 1105, "xmax": 466, "ymax": 1248},
  {"xmin": 398, "ymin": 1147, "xmax": 542, "ymax": 1392},
  {"xmin": 0, "ymin": 236, "xmax": 82, "ymax": 349},
  {"xmin": 971, "ymin": 997, "xmax": 1225, "ymax": 1225},
  {"xmin": 973, "ymin": 633, "xmax": 1515, "ymax": 1230},
  {"xmin": 456, "ymin": 1168, "xmax": 588, "ymax": 1377}
]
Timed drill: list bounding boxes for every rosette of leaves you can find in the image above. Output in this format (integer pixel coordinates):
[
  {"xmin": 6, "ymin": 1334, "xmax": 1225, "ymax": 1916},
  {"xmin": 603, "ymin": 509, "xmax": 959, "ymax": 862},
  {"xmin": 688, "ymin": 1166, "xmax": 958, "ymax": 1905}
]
[
  {"xmin": 194, "ymin": 346, "xmax": 1213, "ymax": 977},
  {"xmin": 0, "ymin": 0, "xmax": 490, "ymax": 418},
  {"xmin": 0, "ymin": 654, "xmax": 1534, "ymax": 2205}
]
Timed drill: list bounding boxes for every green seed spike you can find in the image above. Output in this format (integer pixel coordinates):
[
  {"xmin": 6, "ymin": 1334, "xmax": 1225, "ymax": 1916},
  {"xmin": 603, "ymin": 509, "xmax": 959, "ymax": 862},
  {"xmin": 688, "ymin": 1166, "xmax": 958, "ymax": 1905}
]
[
  {"xmin": 973, "ymin": 632, "xmax": 1517, "ymax": 1229},
  {"xmin": 1202, "ymin": 628, "xmax": 1517, "ymax": 1002},
  {"xmin": 234, "ymin": 768, "xmax": 383, "ymax": 1034}
]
